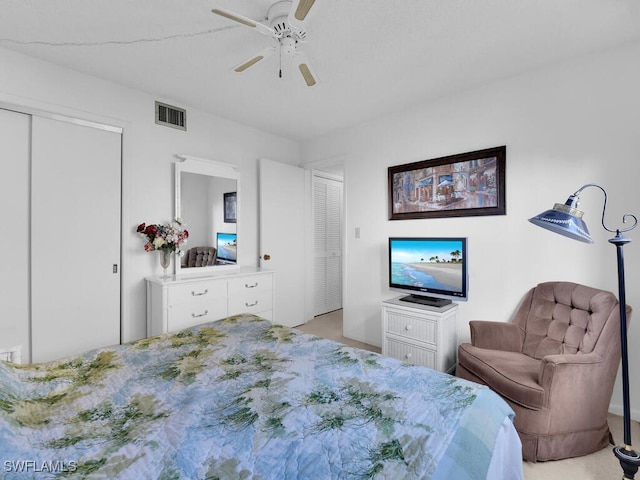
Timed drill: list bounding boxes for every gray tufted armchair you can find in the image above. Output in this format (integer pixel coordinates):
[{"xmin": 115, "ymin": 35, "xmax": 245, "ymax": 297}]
[
  {"xmin": 456, "ymin": 281, "xmax": 631, "ymax": 462},
  {"xmin": 185, "ymin": 246, "xmax": 217, "ymax": 267}
]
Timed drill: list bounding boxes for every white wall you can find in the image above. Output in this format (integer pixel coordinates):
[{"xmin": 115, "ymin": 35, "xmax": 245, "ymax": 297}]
[
  {"xmin": 301, "ymin": 41, "xmax": 640, "ymax": 419},
  {"xmin": 0, "ymin": 47, "xmax": 300, "ymax": 345}
]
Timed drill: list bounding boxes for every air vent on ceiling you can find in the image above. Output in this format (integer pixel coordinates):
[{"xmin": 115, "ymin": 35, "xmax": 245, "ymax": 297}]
[{"xmin": 155, "ymin": 101, "xmax": 186, "ymax": 131}]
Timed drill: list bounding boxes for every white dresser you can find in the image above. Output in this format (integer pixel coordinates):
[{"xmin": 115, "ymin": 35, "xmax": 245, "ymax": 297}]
[
  {"xmin": 381, "ymin": 296, "xmax": 458, "ymax": 373},
  {"xmin": 146, "ymin": 267, "xmax": 274, "ymax": 336}
]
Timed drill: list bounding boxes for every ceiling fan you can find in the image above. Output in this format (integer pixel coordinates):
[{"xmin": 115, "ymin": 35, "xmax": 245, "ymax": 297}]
[{"xmin": 212, "ymin": 0, "xmax": 318, "ymax": 86}]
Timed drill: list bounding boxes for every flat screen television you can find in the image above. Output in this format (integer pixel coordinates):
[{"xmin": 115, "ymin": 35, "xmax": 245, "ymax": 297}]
[
  {"xmin": 216, "ymin": 232, "xmax": 237, "ymax": 264},
  {"xmin": 389, "ymin": 237, "xmax": 468, "ymax": 307}
]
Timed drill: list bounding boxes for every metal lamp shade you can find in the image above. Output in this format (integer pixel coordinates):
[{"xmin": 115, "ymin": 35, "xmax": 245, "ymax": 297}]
[{"xmin": 528, "ymin": 195, "xmax": 593, "ymax": 243}]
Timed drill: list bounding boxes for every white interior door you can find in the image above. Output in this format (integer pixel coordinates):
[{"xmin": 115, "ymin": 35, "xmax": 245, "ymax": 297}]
[
  {"xmin": 31, "ymin": 116, "xmax": 121, "ymax": 362},
  {"xmin": 259, "ymin": 158, "xmax": 311, "ymax": 327},
  {"xmin": 0, "ymin": 109, "xmax": 30, "ymax": 362}
]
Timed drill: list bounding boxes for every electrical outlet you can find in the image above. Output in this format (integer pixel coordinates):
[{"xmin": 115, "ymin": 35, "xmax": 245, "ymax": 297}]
[{"xmin": 0, "ymin": 345, "xmax": 22, "ymax": 364}]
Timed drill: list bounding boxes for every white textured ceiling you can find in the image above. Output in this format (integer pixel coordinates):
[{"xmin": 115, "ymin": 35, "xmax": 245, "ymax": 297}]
[{"xmin": 1, "ymin": 0, "xmax": 639, "ymax": 141}]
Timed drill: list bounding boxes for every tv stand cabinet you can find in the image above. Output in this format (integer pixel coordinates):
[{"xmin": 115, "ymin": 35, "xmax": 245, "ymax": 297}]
[{"xmin": 381, "ymin": 296, "xmax": 458, "ymax": 373}]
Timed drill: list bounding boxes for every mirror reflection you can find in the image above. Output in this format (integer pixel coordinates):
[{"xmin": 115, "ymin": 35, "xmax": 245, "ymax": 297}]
[
  {"xmin": 175, "ymin": 156, "xmax": 240, "ymax": 274},
  {"xmin": 180, "ymin": 172, "xmax": 237, "ymax": 269}
]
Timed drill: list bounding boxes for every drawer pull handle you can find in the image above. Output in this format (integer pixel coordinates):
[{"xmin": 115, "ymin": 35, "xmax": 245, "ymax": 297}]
[
  {"xmin": 191, "ymin": 310, "xmax": 209, "ymax": 318},
  {"xmin": 191, "ymin": 289, "xmax": 209, "ymax": 296},
  {"xmin": 404, "ymin": 353, "xmax": 412, "ymax": 359},
  {"xmin": 245, "ymin": 301, "xmax": 258, "ymax": 307},
  {"xmin": 404, "ymin": 325, "xmax": 412, "ymax": 331},
  {"xmin": 245, "ymin": 282, "xmax": 259, "ymax": 288}
]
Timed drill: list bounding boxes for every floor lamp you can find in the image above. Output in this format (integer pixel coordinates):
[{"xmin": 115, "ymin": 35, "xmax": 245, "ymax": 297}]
[{"xmin": 528, "ymin": 183, "xmax": 640, "ymax": 479}]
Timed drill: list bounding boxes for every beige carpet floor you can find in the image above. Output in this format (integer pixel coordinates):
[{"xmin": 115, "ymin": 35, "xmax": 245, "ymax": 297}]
[
  {"xmin": 295, "ymin": 309, "xmax": 381, "ymax": 353},
  {"xmin": 296, "ymin": 310, "xmax": 640, "ymax": 479}
]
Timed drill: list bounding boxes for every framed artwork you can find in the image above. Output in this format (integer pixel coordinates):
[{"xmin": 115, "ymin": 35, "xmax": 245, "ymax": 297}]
[
  {"xmin": 388, "ymin": 146, "xmax": 506, "ymax": 220},
  {"xmin": 224, "ymin": 192, "xmax": 237, "ymax": 223}
]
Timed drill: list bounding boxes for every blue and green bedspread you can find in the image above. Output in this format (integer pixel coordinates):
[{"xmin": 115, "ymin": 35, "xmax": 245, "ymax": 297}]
[{"xmin": 0, "ymin": 315, "xmax": 519, "ymax": 479}]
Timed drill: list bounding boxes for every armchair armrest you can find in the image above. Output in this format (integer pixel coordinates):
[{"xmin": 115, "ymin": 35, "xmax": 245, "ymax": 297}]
[
  {"xmin": 469, "ymin": 321, "xmax": 524, "ymax": 352},
  {"xmin": 538, "ymin": 352, "xmax": 609, "ymax": 415}
]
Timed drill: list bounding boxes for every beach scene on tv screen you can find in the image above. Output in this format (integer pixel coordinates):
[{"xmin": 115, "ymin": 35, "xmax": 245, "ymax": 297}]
[
  {"xmin": 217, "ymin": 233, "xmax": 237, "ymax": 261},
  {"xmin": 391, "ymin": 240, "xmax": 463, "ymax": 292}
]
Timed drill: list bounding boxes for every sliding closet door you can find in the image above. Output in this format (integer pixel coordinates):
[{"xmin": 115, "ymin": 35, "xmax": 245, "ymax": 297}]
[
  {"xmin": 0, "ymin": 109, "xmax": 30, "ymax": 361},
  {"xmin": 31, "ymin": 116, "xmax": 121, "ymax": 362}
]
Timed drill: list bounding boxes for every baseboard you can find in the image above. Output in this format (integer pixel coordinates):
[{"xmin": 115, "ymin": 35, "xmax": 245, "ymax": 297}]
[
  {"xmin": 343, "ymin": 330, "xmax": 381, "ymax": 349},
  {"xmin": 609, "ymin": 403, "xmax": 640, "ymax": 423}
]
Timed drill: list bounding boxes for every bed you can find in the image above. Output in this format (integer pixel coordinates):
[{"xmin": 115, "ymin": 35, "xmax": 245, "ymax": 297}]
[{"xmin": 0, "ymin": 315, "xmax": 523, "ymax": 479}]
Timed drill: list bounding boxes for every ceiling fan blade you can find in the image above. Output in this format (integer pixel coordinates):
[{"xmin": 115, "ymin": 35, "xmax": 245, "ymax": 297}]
[
  {"xmin": 292, "ymin": 0, "xmax": 316, "ymax": 21},
  {"xmin": 212, "ymin": 8, "xmax": 274, "ymax": 37},
  {"xmin": 232, "ymin": 47, "xmax": 275, "ymax": 73},
  {"xmin": 298, "ymin": 63, "xmax": 317, "ymax": 87},
  {"xmin": 295, "ymin": 53, "xmax": 318, "ymax": 87}
]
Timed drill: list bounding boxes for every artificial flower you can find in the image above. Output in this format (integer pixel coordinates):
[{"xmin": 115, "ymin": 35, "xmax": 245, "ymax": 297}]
[{"xmin": 137, "ymin": 219, "xmax": 188, "ymax": 254}]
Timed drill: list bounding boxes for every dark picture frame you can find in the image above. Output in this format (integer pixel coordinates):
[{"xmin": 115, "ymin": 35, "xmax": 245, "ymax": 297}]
[
  {"xmin": 224, "ymin": 192, "xmax": 237, "ymax": 223},
  {"xmin": 388, "ymin": 146, "xmax": 506, "ymax": 220}
]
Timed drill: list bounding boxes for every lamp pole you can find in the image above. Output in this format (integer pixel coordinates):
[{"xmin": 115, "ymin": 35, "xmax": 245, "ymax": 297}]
[{"xmin": 610, "ymin": 231, "xmax": 640, "ymax": 479}]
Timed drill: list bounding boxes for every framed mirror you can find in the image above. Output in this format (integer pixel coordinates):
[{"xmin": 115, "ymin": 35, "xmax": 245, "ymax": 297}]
[{"xmin": 175, "ymin": 154, "xmax": 240, "ymax": 275}]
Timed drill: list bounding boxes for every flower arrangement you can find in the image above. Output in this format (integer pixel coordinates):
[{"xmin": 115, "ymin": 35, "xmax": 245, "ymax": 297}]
[{"xmin": 137, "ymin": 219, "xmax": 189, "ymax": 255}]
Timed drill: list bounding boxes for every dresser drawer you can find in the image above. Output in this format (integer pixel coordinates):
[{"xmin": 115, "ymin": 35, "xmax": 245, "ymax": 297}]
[
  {"xmin": 168, "ymin": 300, "xmax": 228, "ymax": 332},
  {"xmin": 228, "ymin": 274, "xmax": 273, "ymax": 296},
  {"xmin": 381, "ymin": 298, "xmax": 458, "ymax": 373},
  {"xmin": 384, "ymin": 337, "xmax": 437, "ymax": 369},
  {"xmin": 168, "ymin": 279, "xmax": 227, "ymax": 305},
  {"xmin": 385, "ymin": 310, "xmax": 437, "ymax": 344},
  {"xmin": 257, "ymin": 309, "xmax": 274, "ymax": 321},
  {"xmin": 228, "ymin": 290, "xmax": 273, "ymax": 317}
]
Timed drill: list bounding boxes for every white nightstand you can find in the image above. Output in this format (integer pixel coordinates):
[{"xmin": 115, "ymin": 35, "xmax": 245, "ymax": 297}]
[{"xmin": 381, "ymin": 296, "xmax": 458, "ymax": 373}]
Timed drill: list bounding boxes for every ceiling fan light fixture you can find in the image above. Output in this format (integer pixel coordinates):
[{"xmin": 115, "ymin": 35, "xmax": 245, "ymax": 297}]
[{"xmin": 281, "ymin": 37, "xmax": 297, "ymax": 55}]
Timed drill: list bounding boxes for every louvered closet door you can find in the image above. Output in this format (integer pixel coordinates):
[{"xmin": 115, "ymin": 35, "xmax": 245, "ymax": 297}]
[
  {"xmin": 31, "ymin": 116, "xmax": 121, "ymax": 363},
  {"xmin": 314, "ymin": 175, "xmax": 343, "ymax": 316}
]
